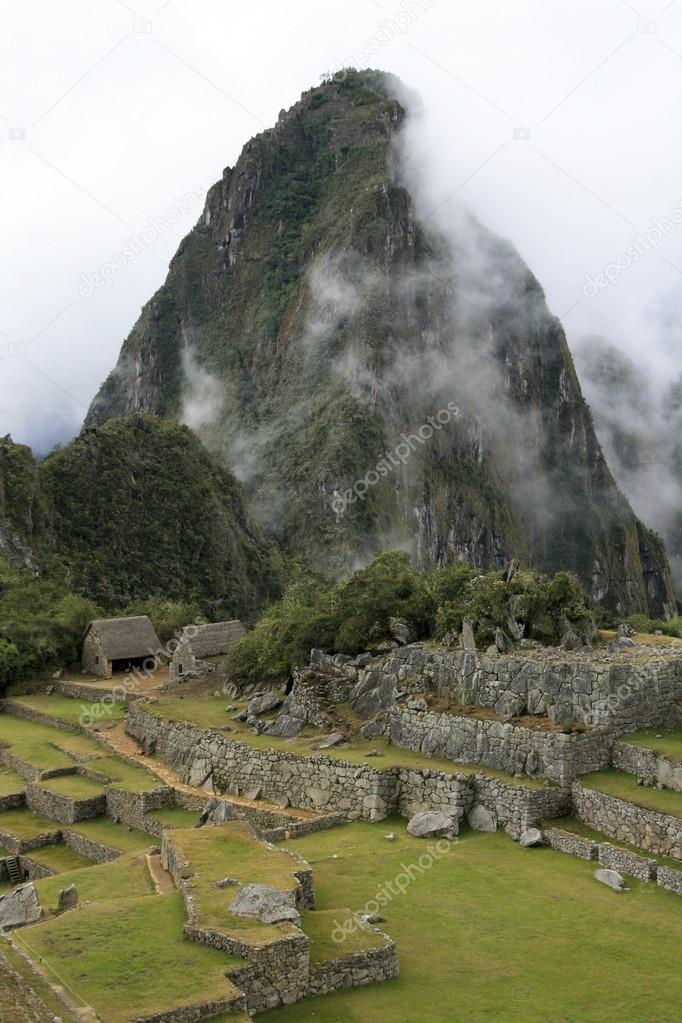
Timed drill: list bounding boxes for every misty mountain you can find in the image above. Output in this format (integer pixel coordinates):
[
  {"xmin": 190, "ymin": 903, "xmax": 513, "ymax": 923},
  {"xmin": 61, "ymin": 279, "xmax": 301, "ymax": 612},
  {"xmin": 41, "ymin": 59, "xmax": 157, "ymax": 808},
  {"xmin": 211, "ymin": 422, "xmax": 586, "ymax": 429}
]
[{"xmin": 86, "ymin": 70, "xmax": 676, "ymax": 618}]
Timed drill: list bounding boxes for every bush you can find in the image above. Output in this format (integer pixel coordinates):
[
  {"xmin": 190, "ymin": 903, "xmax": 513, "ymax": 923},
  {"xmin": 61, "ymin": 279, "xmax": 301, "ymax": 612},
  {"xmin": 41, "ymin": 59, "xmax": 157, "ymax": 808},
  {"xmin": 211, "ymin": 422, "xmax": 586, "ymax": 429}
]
[{"xmin": 225, "ymin": 552, "xmax": 593, "ymax": 688}]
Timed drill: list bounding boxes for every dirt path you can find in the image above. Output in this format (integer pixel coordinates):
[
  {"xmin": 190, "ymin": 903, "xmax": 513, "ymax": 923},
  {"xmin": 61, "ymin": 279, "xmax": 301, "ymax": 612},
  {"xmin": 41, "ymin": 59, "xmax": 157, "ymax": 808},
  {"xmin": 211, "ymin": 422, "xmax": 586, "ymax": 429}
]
[
  {"xmin": 146, "ymin": 852, "xmax": 176, "ymax": 894},
  {"xmin": 94, "ymin": 719, "xmax": 318, "ymax": 820}
]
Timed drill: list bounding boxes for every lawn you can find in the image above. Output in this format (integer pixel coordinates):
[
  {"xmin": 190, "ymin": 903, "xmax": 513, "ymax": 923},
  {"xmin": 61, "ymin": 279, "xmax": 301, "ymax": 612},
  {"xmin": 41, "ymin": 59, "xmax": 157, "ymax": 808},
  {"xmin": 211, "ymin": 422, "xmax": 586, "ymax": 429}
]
[
  {"xmin": 543, "ymin": 815, "xmax": 682, "ymax": 871},
  {"xmin": 33, "ymin": 851, "xmax": 153, "ymax": 911},
  {"xmin": 0, "ymin": 937, "xmax": 81, "ymax": 1023},
  {"xmin": 65, "ymin": 817, "xmax": 151, "ymax": 853},
  {"xmin": 301, "ymin": 908, "xmax": 388, "ymax": 965},
  {"xmin": 38, "ymin": 775, "xmax": 105, "ymax": 800},
  {"xmin": 622, "ymin": 727, "xmax": 682, "ymax": 764},
  {"xmin": 0, "ymin": 807, "xmax": 61, "ymax": 841},
  {"xmin": 0, "ymin": 767, "xmax": 25, "ymax": 797},
  {"xmin": 82, "ymin": 755, "xmax": 160, "ymax": 792},
  {"xmin": 7, "ymin": 694, "xmax": 127, "ymax": 727},
  {"xmin": 149, "ymin": 695, "xmax": 545, "ymax": 789},
  {"xmin": 147, "ymin": 805, "xmax": 200, "ymax": 828},
  {"xmin": 0, "ymin": 714, "xmax": 102, "ymax": 772},
  {"xmin": 579, "ymin": 769, "xmax": 682, "ymax": 817},
  {"xmin": 265, "ymin": 819, "xmax": 682, "ymax": 1023},
  {"xmin": 24, "ymin": 844, "xmax": 94, "ymax": 874},
  {"xmin": 166, "ymin": 821, "xmax": 303, "ymax": 943},
  {"xmin": 15, "ymin": 894, "xmax": 243, "ymax": 1023}
]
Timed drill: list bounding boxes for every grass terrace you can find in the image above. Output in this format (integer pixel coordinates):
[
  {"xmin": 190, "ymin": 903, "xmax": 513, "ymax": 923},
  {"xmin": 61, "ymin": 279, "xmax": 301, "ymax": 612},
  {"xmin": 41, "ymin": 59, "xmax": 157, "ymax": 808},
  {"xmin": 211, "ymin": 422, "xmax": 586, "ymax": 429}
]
[
  {"xmin": 265, "ymin": 819, "xmax": 682, "ymax": 1023},
  {"xmin": 543, "ymin": 815, "xmax": 682, "ymax": 872},
  {"xmin": 37, "ymin": 774, "xmax": 105, "ymax": 800},
  {"xmin": 621, "ymin": 726, "xmax": 682, "ymax": 764},
  {"xmin": 0, "ymin": 767, "xmax": 25, "ymax": 797},
  {"xmin": 0, "ymin": 807, "xmax": 61, "ymax": 841},
  {"xmin": 6, "ymin": 693, "xmax": 127, "ymax": 727},
  {"xmin": 64, "ymin": 816, "xmax": 151, "ymax": 853},
  {"xmin": 579, "ymin": 768, "xmax": 682, "ymax": 817},
  {"xmin": 23, "ymin": 844, "xmax": 94, "ymax": 874},
  {"xmin": 33, "ymin": 851, "xmax": 154, "ymax": 911},
  {"xmin": 82, "ymin": 755, "xmax": 160, "ymax": 792},
  {"xmin": 15, "ymin": 893, "xmax": 243, "ymax": 1023},
  {"xmin": 147, "ymin": 805, "xmax": 200, "ymax": 829},
  {"xmin": 166, "ymin": 820, "xmax": 302, "ymax": 945},
  {"xmin": 302, "ymin": 907, "xmax": 388, "ymax": 965},
  {"xmin": 148, "ymin": 693, "xmax": 547, "ymax": 789}
]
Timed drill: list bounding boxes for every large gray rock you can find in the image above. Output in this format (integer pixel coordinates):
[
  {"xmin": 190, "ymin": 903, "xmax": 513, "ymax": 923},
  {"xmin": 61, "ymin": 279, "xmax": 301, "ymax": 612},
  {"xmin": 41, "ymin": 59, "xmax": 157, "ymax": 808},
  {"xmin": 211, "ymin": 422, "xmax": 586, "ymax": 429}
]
[
  {"xmin": 406, "ymin": 811, "xmax": 459, "ymax": 839},
  {"xmin": 230, "ymin": 883, "xmax": 300, "ymax": 924},
  {"xmin": 266, "ymin": 714, "xmax": 304, "ymax": 738},
  {"xmin": 467, "ymin": 805, "xmax": 497, "ymax": 832},
  {"xmin": 195, "ymin": 797, "xmax": 238, "ymax": 828},
  {"xmin": 594, "ymin": 868, "xmax": 626, "ymax": 891},
  {"xmin": 0, "ymin": 884, "xmax": 41, "ymax": 930},
  {"xmin": 247, "ymin": 691, "xmax": 282, "ymax": 716},
  {"xmin": 350, "ymin": 670, "xmax": 397, "ymax": 719},
  {"xmin": 607, "ymin": 636, "xmax": 637, "ymax": 654},
  {"xmin": 317, "ymin": 732, "xmax": 346, "ymax": 749},
  {"xmin": 461, "ymin": 618, "xmax": 477, "ymax": 652},
  {"xmin": 57, "ymin": 884, "xmax": 78, "ymax": 913},
  {"xmin": 519, "ymin": 828, "xmax": 543, "ymax": 847}
]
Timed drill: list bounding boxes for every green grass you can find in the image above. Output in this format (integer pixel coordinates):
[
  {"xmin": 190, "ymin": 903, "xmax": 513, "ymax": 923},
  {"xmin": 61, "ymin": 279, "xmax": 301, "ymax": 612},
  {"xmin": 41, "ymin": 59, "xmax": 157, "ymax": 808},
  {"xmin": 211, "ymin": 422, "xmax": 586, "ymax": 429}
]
[
  {"xmin": 622, "ymin": 727, "xmax": 682, "ymax": 764},
  {"xmin": 0, "ymin": 937, "xmax": 81, "ymax": 1023},
  {"xmin": 65, "ymin": 817, "xmax": 151, "ymax": 853},
  {"xmin": 15, "ymin": 893, "xmax": 243, "ymax": 1023},
  {"xmin": 580, "ymin": 769, "xmax": 682, "ymax": 817},
  {"xmin": 166, "ymin": 821, "xmax": 302, "ymax": 943},
  {"xmin": 149, "ymin": 695, "xmax": 545, "ymax": 789},
  {"xmin": 264, "ymin": 819, "xmax": 682, "ymax": 1023},
  {"xmin": 147, "ymin": 805, "xmax": 200, "ymax": 828},
  {"xmin": 23, "ymin": 843, "xmax": 95, "ymax": 873},
  {"xmin": 7, "ymin": 694, "xmax": 127, "ymax": 726},
  {"xmin": 0, "ymin": 807, "xmax": 61, "ymax": 840},
  {"xmin": 302, "ymin": 908, "xmax": 387, "ymax": 965},
  {"xmin": 83, "ymin": 755, "xmax": 159, "ymax": 793},
  {"xmin": 0, "ymin": 767, "xmax": 24, "ymax": 797},
  {"xmin": 33, "ymin": 851, "xmax": 153, "ymax": 912},
  {"xmin": 38, "ymin": 775, "xmax": 104, "ymax": 800},
  {"xmin": 0, "ymin": 714, "xmax": 102, "ymax": 773}
]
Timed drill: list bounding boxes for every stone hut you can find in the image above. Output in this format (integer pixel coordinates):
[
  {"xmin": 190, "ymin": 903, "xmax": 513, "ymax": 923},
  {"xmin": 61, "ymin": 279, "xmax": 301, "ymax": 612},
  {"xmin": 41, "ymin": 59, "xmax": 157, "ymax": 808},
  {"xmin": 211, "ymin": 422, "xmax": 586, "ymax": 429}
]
[
  {"xmin": 169, "ymin": 621, "xmax": 245, "ymax": 682},
  {"xmin": 82, "ymin": 616, "xmax": 161, "ymax": 679}
]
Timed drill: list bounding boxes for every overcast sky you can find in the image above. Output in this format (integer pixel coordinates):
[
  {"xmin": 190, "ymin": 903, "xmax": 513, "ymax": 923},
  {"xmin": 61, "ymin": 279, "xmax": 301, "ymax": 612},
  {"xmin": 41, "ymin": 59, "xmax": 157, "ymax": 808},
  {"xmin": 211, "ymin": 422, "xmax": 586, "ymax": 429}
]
[{"xmin": 2, "ymin": 0, "xmax": 682, "ymax": 453}]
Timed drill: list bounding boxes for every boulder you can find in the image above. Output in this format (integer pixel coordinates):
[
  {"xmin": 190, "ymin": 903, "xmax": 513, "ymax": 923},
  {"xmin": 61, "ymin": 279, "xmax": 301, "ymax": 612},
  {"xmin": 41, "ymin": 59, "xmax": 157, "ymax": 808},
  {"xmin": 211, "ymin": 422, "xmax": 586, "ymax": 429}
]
[
  {"xmin": 266, "ymin": 714, "xmax": 304, "ymax": 738},
  {"xmin": 594, "ymin": 868, "xmax": 626, "ymax": 891},
  {"xmin": 57, "ymin": 884, "xmax": 78, "ymax": 913},
  {"xmin": 0, "ymin": 884, "xmax": 41, "ymax": 930},
  {"xmin": 247, "ymin": 691, "xmax": 282, "ymax": 716},
  {"xmin": 354, "ymin": 652, "xmax": 373, "ymax": 668},
  {"xmin": 494, "ymin": 627, "xmax": 512, "ymax": 654},
  {"xmin": 467, "ymin": 805, "xmax": 497, "ymax": 832},
  {"xmin": 230, "ymin": 883, "xmax": 300, "ymax": 924},
  {"xmin": 317, "ymin": 732, "xmax": 346, "ymax": 749},
  {"xmin": 195, "ymin": 797, "xmax": 238, "ymax": 828},
  {"xmin": 519, "ymin": 828, "xmax": 543, "ymax": 848},
  {"xmin": 406, "ymin": 811, "xmax": 459, "ymax": 839},
  {"xmin": 617, "ymin": 623, "xmax": 636, "ymax": 638},
  {"xmin": 388, "ymin": 617, "xmax": 414, "ymax": 646},
  {"xmin": 360, "ymin": 715, "xmax": 388, "ymax": 740},
  {"xmin": 607, "ymin": 636, "xmax": 637, "ymax": 654}
]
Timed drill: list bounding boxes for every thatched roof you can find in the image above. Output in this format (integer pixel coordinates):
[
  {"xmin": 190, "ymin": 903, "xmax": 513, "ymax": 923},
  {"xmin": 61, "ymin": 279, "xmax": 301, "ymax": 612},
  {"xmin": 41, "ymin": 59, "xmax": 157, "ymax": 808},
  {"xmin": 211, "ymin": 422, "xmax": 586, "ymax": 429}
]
[
  {"xmin": 85, "ymin": 616, "xmax": 161, "ymax": 660},
  {"xmin": 179, "ymin": 621, "xmax": 245, "ymax": 658}
]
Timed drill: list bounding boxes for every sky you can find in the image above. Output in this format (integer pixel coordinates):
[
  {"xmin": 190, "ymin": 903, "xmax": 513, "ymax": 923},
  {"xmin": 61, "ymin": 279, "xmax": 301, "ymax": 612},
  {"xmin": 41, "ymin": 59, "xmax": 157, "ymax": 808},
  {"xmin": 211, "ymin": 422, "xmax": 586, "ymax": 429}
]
[{"xmin": 2, "ymin": 0, "xmax": 682, "ymax": 454}]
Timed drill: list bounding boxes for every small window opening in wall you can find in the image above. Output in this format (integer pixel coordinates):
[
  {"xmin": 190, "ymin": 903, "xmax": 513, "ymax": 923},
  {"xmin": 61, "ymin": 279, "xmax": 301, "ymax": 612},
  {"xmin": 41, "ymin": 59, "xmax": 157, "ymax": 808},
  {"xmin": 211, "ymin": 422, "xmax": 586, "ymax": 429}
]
[
  {"xmin": 179, "ymin": 665, "xmax": 183, "ymax": 673},
  {"xmin": 95, "ymin": 656, "xmax": 99, "ymax": 664}
]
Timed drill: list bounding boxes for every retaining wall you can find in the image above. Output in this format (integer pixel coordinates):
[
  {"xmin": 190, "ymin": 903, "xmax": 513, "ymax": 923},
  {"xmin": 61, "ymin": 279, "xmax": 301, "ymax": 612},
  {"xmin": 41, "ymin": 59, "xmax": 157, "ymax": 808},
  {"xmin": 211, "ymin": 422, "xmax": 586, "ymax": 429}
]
[
  {"xmin": 612, "ymin": 741, "xmax": 682, "ymax": 792},
  {"xmin": 572, "ymin": 783, "xmax": 682, "ymax": 861},
  {"xmin": 25, "ymin": 783, "xmax": 106, "ymax": 825}
]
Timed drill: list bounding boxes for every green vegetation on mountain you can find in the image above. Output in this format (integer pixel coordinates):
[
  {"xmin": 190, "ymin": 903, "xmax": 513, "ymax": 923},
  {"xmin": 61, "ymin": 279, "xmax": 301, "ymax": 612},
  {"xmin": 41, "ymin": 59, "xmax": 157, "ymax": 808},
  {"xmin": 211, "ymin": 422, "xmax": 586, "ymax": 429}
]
[
  {"xmin": 225, "ymin": 549, "xmax": 591, "ymax": 687},
  {"xmin": 84, "ymin": 70, "xmax": 677, "ymax": 619}
]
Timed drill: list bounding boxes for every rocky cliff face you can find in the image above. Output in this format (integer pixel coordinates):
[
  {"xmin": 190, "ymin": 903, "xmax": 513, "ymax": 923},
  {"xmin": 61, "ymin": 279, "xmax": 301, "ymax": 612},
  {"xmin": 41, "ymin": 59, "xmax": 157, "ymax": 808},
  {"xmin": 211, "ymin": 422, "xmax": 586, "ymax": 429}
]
[{"xmin": 86, "ymin": 70, "xmax": 676, "ymax": 617}]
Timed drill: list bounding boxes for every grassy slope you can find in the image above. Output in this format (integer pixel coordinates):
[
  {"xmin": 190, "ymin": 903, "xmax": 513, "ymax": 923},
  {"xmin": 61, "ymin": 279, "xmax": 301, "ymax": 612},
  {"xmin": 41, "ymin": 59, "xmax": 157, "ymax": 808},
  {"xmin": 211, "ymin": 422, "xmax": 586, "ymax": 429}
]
[
  {"xmin": 266, "ymin": 820, "xmax": 682, "ymax": 1023},
  {"xmin": 579, "ymin": 769, "xmax": 682, "ymax": 817},
  {"xmin": 8, "ymin": 694, "xmax": 127, "ymax": 725},
  {"xmin": 16, "ymin": 893, "xmax": 242, "ymax": 1023},
  {"xmin": 33, "ymin": 851, "xmax": 153, "ymax": 911},
  {"xmin": 64, "ymin": 816, "xmax": 151, "ymax": 853}
]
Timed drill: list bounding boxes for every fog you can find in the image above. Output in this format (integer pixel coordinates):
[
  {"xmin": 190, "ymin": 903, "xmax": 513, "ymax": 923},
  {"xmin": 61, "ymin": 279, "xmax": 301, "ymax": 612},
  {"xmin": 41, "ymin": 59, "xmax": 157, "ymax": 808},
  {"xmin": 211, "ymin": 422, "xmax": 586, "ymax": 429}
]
[{"xmin": 2, "ymin": 1, "xmax": 681, "ymax": 506}]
